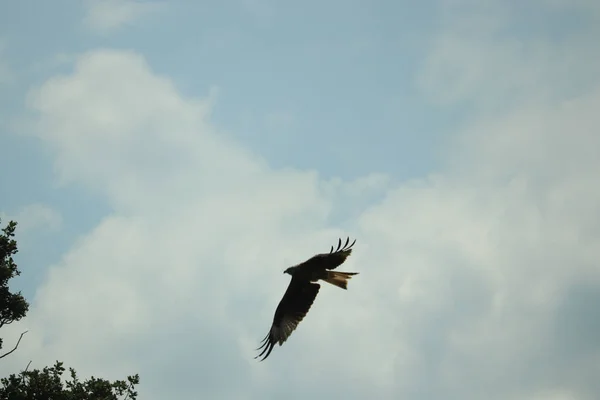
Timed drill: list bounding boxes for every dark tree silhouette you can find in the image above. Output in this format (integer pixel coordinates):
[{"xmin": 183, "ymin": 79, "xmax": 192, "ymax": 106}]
[{"xmin": 0, "ymin": 219, "xmax": 28, "ymax": 358}]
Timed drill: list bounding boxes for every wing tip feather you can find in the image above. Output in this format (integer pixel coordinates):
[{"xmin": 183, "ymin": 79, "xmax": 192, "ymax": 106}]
[{"xmin": 329, "ymin": 236, "xmax": 356, "ymax": 254}]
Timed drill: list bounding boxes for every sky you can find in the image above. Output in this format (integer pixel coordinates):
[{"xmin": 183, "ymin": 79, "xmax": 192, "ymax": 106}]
[{"xmin": 1, "ymin": 0, "xmax": 599, "ymax": 399}]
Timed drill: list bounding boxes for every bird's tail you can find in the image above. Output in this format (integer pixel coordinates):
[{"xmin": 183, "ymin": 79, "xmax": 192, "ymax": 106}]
[{"xmin": 323, "ymin": 271, "xmax": 359, "ymax": 290}]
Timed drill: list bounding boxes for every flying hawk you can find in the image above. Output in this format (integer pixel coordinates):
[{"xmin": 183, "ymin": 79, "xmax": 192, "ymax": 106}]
[{"xmin": 256, "ymin": 237, "xmax": 358, "ymax": 361}]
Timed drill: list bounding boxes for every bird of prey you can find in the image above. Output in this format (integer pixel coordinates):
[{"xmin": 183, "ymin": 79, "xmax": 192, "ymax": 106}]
[{"xmin": 256, "ymin": 237, "xmax": 358, "ymax": 361}]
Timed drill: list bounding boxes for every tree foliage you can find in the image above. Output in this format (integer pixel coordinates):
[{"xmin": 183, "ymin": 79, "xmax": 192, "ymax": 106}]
[
  {"xmin": 0, "ymin": 361, "xmax": 140, "ymax": 400},
  {"xmin": 0, "ymin": 218, "xmax": 140, "ymax": 399},
  {"xmin": 0, "ymin": 219, "xmax": 29, "ymax": 350}
]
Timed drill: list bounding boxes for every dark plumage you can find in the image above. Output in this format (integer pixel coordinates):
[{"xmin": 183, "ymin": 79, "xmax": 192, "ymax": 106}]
[{"xmin": 256, "ymin": 237, "xmax": 358, "ymax": 361}]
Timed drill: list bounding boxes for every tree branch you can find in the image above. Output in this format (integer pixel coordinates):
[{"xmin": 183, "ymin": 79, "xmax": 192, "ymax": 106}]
[
  {"xmin": 20, "ymin": 359, "xmax": 33, "ymax": 386},
  {"xmin": 0, "ymin": 330, "xmax": 28, "ymax": 359}
]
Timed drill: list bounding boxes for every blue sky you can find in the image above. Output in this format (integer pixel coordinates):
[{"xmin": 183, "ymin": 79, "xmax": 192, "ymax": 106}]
[{"xmin": 1, "ymin": 1, "xmax": 600, "ymax": 399}]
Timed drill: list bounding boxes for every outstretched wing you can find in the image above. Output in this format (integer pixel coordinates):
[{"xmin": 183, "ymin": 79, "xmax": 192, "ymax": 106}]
[
  {"xmin": 301, "ymin": 236, "xmax": 357, "ymax": 271},
  {"xmin": 256, "ymin": 277, "xmax": 321, "ymax": 361}
]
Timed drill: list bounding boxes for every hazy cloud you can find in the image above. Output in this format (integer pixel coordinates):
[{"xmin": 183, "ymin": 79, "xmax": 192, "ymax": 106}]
[{"xmin": 83, "ymin": 0, "xmax": 163, "ymax": 34}]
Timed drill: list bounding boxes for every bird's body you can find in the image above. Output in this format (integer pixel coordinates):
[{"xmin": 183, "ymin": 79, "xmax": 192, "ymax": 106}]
[{"xmin": 256, "ymin": 237, "xmax": 358, "ymax": 361}]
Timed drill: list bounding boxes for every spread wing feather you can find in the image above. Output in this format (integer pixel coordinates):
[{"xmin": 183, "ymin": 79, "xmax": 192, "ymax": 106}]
[
  {"xmin": 301, "ymin": 236, "xmax": 356, "ymax": 271},
  {"xmin": 255, "ymin": 277, "xmax": 320, "ymax": 361}
]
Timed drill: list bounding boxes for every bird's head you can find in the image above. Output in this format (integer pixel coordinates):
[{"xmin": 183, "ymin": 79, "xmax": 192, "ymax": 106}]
[{"xmin": 283, "ymin": 266, "xmax": 295, "ymax": 275}]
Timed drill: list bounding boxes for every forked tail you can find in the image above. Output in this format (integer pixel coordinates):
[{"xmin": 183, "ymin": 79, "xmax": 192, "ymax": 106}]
[{"xmin": 323, "ymin": 271, "xmax": 359, "ymax": 290}]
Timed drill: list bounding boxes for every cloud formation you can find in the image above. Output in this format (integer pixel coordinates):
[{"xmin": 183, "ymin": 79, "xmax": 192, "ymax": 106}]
[{"xmin": 83, "ymin": 0, "xmax": 163, "ymax": 34}]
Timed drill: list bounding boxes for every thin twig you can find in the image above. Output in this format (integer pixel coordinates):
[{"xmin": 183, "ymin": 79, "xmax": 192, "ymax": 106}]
[
  {"xmin": 20, "ymin": 359, "xmax": 33, "ymax": 385},
  {"xmin": 0, "ymin": 330, "xmax": 28, "ymax": 359}
]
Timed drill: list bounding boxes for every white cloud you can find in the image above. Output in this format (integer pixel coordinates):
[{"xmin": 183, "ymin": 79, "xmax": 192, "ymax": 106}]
[
  {"xmin": 83, "ymin": 0, "xmax": 163, "ymax": 34},
  {"xmin": 1, "ymin": 2, "xmax": 599, "ymax": 399},
  {"xmin": 1, "ymin": 204, "xmax": 62, "ymax": 235},
  {"xmin": 417, "ymin": 1, "xmax": 600, "ymax": 110},
  {"xmin": 9, "ymin": 48, "xmax": 376, "ymax": 398},
  {"xmin": 14, "ymin": 204, "xmax": 62, "ymax": 233}
]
